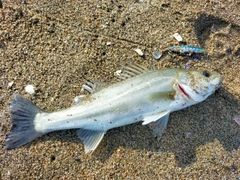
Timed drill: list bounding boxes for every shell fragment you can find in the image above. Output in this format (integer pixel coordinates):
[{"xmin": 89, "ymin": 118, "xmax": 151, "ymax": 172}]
[
  {"xmin": 173, "ymin": 33, "xmax": 183, "ymax": 42},
  {"xmin": 134, "ymin": 48, "xmax": 144, "ymax": 56}
]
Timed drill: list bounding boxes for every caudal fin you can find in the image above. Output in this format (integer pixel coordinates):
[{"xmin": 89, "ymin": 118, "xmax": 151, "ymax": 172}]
[{"xmin": 5, "ymin": 94, "xmax": 45, "ymax": 149}]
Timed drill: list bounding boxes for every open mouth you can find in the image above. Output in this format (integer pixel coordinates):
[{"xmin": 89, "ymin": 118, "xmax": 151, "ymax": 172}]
[{"xmin": 178, "ymin": 84, "xmax": 190, "ymax": 99}]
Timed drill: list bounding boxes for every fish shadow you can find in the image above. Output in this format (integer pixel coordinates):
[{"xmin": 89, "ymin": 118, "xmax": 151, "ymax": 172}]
[
  {"xmin": 193, "ymin": 13, "xmax": 240, "ymax": 57},
  {"xmin": 193, "ymin": 13, "xmax": 229, "ymax": 48},
  {"xmin": 95, "ymin": 87, "xmax": 240, "ymax": 168}
]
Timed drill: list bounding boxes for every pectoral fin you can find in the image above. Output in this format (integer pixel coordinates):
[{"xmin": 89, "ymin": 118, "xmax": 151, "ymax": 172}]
[
  {"xmin": 142, "ymin": 110, "xmax": 170, "ymax": 125},
  {"xmin": 76, "ymin": 129, "xmax": 106, "ymax": 153}
]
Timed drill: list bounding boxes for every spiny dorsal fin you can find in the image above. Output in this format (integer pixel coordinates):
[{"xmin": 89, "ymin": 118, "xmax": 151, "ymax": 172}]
[{"xmin": 116, "ymin": 64, "xmax": 149, "ymax": 80}]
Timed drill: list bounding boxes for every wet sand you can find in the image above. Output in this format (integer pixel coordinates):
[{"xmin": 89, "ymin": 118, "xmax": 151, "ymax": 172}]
[{"xmin": 0, "ymin": 0, "xmax": 240, "ymax": 179}]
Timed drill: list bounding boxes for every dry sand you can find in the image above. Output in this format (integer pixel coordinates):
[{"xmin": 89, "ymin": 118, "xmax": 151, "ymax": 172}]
[{"xmin": 0, "ymin": 0, "xmax": 240, "ymax": 179}]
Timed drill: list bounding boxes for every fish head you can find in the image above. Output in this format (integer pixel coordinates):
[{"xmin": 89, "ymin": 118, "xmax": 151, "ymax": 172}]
[{"xmin": 175, "ymin": 70, "xmax": 222, "ymax": 102}]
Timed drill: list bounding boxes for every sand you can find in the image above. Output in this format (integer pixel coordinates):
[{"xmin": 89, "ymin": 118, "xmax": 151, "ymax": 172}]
[{"xmin": 0, "ymin": 0, "xmax": 240, "ymax": 179}]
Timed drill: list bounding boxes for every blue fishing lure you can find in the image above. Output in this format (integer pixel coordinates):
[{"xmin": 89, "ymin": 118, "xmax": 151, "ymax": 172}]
[{"xmin": 169, "ymin": 46, "xmax": 205, "ymax": 56}]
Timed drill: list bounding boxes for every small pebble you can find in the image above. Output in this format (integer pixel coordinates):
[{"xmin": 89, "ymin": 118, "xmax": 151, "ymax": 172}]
[
  {"xmin": 153, "ymin": 51, "xmax": 162, "ymax": 60},
  {"xmin": 233, "ymin": 115, "xmax": 240, "ymax": 126},
  {"xmin": 173, "ymin": 33, "xmax": 182, "ymax": 42},
  {"xmin": 25, "ymin": 85, "xmax": 35, "ymax": 94},
  {"xmin": 133, "ymin": 48, "xmax": 144, "ymax": 56},
  {"xmin": 185, "ymin": 63, "xmax": 191, "ymax": 70},
  {"xmin": 186, "ymin": 132, "xmax": 192, "ymax": 138}
]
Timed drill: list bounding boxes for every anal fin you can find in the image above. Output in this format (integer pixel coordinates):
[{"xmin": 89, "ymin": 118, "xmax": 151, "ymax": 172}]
[{"xmin": 76, "ymin": 129, "xmax": 106, "ymax": 153}]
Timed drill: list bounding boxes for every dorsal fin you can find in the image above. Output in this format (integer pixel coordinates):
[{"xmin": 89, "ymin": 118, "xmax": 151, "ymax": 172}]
[
  {"xmin": 72, "ymin": 81, "xmax": 112, "ymax": 106},
  {"xmin": 81, "ymin": 80, "xmax": 111, "ymax": 94},
  {"xmin": 116, "ymin": 64, "xmax": 149, "ymax": 80}
]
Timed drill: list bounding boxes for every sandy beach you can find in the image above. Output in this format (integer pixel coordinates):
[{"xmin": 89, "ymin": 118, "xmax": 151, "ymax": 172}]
[{"xmin": 0, "ymin": 0, "xmax": 240, "ymax": 179}]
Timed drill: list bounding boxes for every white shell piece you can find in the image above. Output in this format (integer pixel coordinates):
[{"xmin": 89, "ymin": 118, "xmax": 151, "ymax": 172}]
[
  {"xmin": 114, "ymin": 70, "xmax": 122, "ymax": 77},
  {"xmin": 173, "ymin": 33, "xmax": 183, "ymax": 42},
  {"xmin": 25, "ymin": 85, "xmax": 35, "ymax": 94},
  {"xmin": 8, "ymin": 81, "xmax": 14, "ymax": 88},
  {"xmin": 106, "ymin": 42, "xmax": 112, "ymax": 46},
  {"xmin": 133, "ymin": 48, "xmax": 144, "ymax": 56}
]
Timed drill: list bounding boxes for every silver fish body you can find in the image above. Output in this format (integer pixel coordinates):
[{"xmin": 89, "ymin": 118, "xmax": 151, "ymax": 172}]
[{"xmin": 5, "ymin": 65, "xmax": 222, "ymax": 153}]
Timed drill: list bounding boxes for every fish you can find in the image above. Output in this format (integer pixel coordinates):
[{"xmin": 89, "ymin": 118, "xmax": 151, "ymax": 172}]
[{"xmin": 5, "ymin": 64, "xmax": 222, "ymax": 153}]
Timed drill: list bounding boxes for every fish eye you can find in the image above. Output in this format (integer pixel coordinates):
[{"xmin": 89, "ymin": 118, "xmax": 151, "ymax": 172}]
[{"xmin": 203, "ymin": 71, "xmax": 210, "ymax": 77}]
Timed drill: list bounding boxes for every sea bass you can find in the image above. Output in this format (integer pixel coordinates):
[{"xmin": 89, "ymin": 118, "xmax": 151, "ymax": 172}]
[{"xmin": 5, "ymin": 65, "xmax": 222, "ymax": 153}]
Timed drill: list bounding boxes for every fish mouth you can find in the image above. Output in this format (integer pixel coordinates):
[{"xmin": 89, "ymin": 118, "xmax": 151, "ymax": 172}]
[{"xmin": 177, "ymin": 83, "xmax": 190, "ymax": 99}]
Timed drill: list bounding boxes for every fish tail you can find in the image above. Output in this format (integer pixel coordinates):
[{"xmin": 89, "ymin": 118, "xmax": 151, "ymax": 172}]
[{"xmin": 5, "ymin": 94, "xmax": 46, "ymax": 149}]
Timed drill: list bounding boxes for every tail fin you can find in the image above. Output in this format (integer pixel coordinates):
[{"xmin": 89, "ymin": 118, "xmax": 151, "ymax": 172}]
[{"xmin": 5, "ymin": 94, "xmax": 46, "ymax": 149}]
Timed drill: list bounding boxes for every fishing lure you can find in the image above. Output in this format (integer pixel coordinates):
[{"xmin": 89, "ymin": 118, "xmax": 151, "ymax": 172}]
[{"xmin": 169, "ymin": 46, "xmax": 206, "ymax": 56}]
